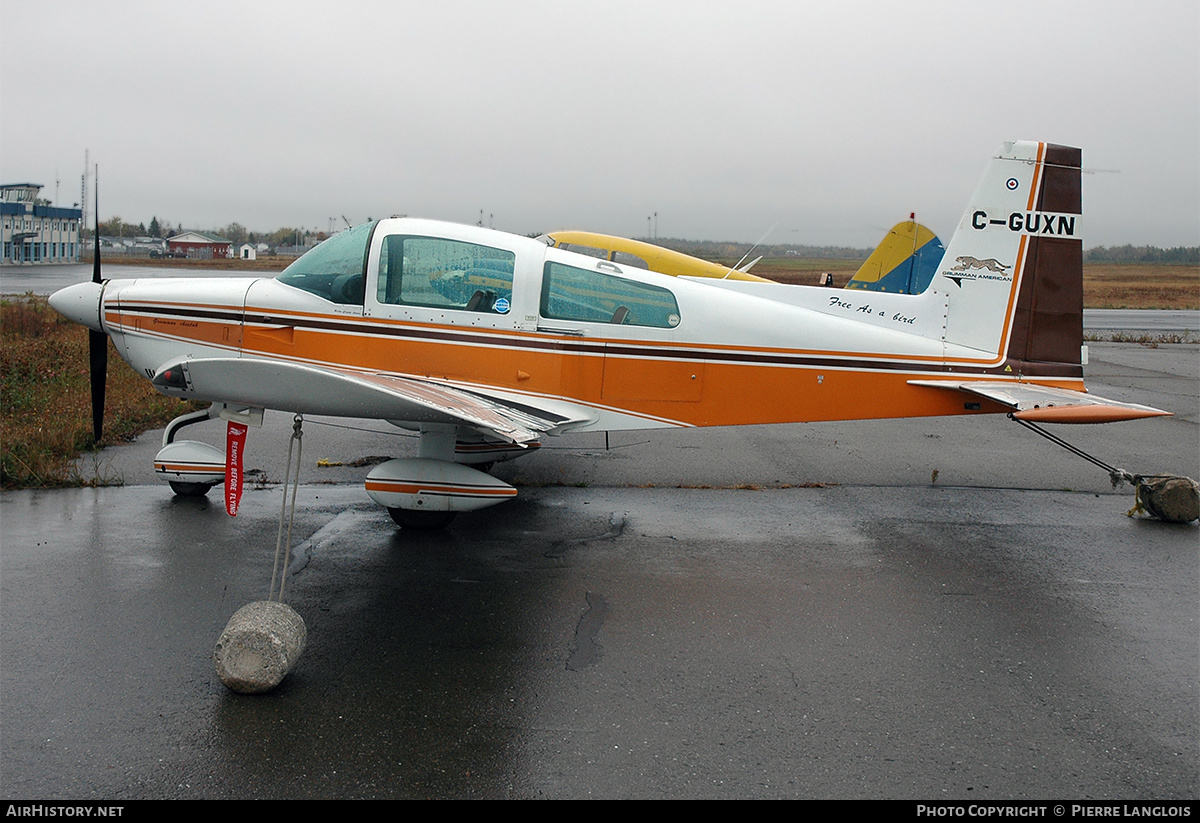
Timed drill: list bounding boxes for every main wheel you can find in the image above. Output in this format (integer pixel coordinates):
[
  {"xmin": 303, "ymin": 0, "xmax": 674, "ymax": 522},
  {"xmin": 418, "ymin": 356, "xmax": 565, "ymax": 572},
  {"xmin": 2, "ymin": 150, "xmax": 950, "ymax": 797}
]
[
  {"xmin": 169, "ymin": 481, "xmax": 215, "ymax": 497},
  {"xmin": 387, "ymin": 507, "xmax": 457, "ymax": 529}
]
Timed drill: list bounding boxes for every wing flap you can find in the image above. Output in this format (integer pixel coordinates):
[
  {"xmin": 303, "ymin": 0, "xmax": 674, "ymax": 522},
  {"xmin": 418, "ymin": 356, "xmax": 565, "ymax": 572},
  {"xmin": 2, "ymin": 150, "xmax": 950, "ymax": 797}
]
[
  {"xmin": 153, "ymin": 358, "xmax": 577, "ymax": 444},
  {"xmin": 908, "ymin": 379, "xmax": 1171, "ymax": 423}
]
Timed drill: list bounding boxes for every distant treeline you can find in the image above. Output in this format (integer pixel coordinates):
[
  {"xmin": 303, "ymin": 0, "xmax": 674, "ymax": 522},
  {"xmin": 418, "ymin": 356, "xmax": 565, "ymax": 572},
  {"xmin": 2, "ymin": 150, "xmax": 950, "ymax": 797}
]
[
  {"xmin": 1083, "ymin": 245, "xmax": 1199, "ymax": 264},
  {"xmin": 647, "ymin": 238, "xmax": 871, "ymax": 260}
]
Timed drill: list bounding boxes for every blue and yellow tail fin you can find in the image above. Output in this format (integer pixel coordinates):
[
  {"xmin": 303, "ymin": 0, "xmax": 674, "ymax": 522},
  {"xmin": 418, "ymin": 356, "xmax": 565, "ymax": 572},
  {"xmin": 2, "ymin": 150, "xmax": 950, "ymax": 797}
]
[{"xmin": 847, "ymin": 218, "xmax": 944, "ymax": 294}]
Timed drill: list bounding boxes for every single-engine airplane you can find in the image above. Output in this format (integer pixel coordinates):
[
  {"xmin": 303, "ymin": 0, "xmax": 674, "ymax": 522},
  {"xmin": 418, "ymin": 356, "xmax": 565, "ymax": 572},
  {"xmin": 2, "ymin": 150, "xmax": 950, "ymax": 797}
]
[{"xmin": 50, "ymin": 141, "xmax": 1172, "ymax": 529}]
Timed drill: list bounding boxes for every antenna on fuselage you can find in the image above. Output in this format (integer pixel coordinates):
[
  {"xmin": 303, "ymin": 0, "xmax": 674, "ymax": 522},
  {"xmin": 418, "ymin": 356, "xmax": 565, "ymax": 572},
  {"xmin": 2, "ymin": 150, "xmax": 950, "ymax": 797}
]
[{"xmin": 723, "ymin": 222, "xmax": 777, "ymax": 279}]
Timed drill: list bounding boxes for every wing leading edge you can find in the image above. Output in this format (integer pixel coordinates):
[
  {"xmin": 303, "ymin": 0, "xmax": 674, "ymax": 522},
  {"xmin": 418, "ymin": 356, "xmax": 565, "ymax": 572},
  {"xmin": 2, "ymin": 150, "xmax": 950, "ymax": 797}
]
[
  {"xmin": 151, "ymin": 358, "xmax": 589, "ymax": 443},
  {"xmin": 908, "ymin": 380, "xmax": 1171, "ymax": 423}
]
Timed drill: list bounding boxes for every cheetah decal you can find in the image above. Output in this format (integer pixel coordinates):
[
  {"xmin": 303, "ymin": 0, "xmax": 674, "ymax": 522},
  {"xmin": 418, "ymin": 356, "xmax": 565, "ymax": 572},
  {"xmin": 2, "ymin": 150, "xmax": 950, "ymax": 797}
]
[{"xmin": 951, "ymin": 256, "xmax": 1010, "ymax": 273}]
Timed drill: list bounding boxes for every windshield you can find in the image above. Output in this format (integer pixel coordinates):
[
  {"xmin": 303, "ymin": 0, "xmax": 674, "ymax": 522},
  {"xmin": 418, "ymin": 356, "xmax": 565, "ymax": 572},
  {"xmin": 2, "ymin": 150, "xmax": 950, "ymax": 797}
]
[{"xmin": 276, "ymin": 222, "xmax": 377, "ymax": 304}]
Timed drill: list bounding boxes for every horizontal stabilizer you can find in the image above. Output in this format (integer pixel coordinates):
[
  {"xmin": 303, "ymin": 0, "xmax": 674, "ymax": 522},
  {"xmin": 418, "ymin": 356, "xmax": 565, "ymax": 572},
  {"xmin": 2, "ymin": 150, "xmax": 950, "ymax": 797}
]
[{"xmin": 908, "ymin": 380, "xmax": 1171, "ymax": 423}]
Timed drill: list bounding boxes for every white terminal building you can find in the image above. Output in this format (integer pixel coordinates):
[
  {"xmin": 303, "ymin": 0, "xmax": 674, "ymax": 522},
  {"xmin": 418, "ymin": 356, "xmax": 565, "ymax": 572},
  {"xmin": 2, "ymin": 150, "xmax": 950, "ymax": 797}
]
[{"xmin": 1, "ymin": 183, "xmax": 83, "ymax": 263}]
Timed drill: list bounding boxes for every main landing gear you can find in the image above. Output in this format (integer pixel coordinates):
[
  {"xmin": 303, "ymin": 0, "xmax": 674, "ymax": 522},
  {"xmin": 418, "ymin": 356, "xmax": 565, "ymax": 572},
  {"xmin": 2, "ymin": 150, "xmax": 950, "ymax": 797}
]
[
  {"xmin": 387, "ymin": 507, "xmax": 458, "ymax": 529},
  {"xmin": 150, "ymin": 413, "xmax": 538, "ymax": 692},
  {"xmin": 364, "ymin": 426, "xmax": 520, "ymax": 529},
  {"xmin": 153, "ymin": 410, "xmax": 533, "ymax": 528}
]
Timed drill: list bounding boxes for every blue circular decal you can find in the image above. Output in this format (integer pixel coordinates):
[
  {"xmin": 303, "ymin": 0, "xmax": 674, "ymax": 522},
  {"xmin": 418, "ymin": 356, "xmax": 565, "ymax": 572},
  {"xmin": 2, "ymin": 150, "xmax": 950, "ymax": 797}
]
[
  {"xmin": 1006, "ymin": 177, "xmax": 1019, "ymax": 191},
  {"xmin": 494, "ymin": 297, "xmax": 510, "ymax": 314}
]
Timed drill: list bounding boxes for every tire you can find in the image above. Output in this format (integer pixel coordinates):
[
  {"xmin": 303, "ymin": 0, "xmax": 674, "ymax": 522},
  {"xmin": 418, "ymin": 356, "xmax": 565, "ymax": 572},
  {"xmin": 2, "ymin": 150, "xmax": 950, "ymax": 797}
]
[
  {"xmin": 169, "ymin": 481, "xmax": 214, "ymax": 497},
  {"xmin": 387, "ymin": 507, "xmax": 457, "ymax": 529}
]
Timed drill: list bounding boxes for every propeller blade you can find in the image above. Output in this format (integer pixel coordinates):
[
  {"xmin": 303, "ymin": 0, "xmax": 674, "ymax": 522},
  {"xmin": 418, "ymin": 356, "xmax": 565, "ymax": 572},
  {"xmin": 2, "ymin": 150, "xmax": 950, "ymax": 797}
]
[
  {"xmin": 92, "ymin": 208, "xmax": 101, "ymax": 283},
  {"xmin": 89, "ymin": 165, "xmax": 106, "ymax": 443},
  {"xmin": 89, "ymin": 329, "xmax": 107, "ymax": 443}
]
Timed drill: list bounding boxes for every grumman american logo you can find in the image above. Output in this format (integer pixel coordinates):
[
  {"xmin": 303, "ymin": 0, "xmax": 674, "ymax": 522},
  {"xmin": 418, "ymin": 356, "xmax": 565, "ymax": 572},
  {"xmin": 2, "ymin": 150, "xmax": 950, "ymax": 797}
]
[
  {"xmin": 971, "ymin": 210, "xmax": 1081, "ymax": 237},
  {"xmin": 942, "ymin": 256, "xmax": 1012, "ymax": 288},
  {"xmin": 952, "ymin": 256, "xmax": 1009, "ymax": 273}
]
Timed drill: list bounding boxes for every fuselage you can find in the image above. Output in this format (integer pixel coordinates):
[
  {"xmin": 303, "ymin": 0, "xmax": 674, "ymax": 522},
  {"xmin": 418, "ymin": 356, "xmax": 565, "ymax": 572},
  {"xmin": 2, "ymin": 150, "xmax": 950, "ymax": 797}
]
[{"xmin": 53, "ymin": 216, "xmax": 1085, "ymax": 433}]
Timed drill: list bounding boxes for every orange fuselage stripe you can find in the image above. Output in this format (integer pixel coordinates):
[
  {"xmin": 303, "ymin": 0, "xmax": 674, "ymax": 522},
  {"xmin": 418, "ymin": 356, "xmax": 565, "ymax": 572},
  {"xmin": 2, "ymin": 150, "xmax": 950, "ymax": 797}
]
[{"xmin": 110, "ymin": 294, "xmax": 1083, "ymax": 428}]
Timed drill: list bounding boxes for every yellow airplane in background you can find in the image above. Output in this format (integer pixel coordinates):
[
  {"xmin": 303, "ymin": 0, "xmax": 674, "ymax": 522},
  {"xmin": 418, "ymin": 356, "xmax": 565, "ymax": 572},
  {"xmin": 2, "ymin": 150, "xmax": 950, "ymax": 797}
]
[
  {"xmin": 545, "ymin": 220, "xmax": 944, "ymax": 294},
  {"xmin": 541, "ymin": 230, "xmax": 772, "ymax": 281}
]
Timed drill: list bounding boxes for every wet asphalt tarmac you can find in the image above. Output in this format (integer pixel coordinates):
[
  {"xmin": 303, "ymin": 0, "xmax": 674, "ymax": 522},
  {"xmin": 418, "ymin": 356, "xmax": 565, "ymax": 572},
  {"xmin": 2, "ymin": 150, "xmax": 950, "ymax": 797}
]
[{"xmin": 1, "ymin": 343, "xmax": 1197, "ymax": 799}]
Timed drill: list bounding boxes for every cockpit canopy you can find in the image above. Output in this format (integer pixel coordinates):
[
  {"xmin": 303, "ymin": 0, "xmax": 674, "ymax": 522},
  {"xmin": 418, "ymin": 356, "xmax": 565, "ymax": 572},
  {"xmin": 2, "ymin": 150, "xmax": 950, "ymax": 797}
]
[
  {"xmin": 274, "ymin": 219, "xmax": 681, "ymax": 329},
  {"xmin": 276, "ymin": 221, "xmax": 376, "ymax": 304}
]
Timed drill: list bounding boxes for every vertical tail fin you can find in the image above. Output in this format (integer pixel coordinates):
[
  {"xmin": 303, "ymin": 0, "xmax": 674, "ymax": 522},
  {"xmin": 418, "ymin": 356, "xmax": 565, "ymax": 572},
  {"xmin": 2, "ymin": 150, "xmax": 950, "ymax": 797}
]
[
  {"xmin": 847, "ymin": 218, "xmax": 944, "ymax": 294},
  {"xmin": 939, "ymin": 141, "xmax": 1083, "ymax": 377}
]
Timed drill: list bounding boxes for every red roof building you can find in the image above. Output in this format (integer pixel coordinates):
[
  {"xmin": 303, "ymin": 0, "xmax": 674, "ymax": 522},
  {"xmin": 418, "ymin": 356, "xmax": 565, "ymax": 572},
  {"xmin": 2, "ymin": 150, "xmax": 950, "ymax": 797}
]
[{"xmin": 166, "ymin": 231, "xmax": 232, "ymax": 259}]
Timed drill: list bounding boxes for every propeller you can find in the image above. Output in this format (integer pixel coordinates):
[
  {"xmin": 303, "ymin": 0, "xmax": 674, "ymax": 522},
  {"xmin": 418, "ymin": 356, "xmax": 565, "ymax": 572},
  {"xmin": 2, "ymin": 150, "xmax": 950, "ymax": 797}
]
[{"xmin": 88, "ymin": 167, "xmax": 106, "ymax": 443}]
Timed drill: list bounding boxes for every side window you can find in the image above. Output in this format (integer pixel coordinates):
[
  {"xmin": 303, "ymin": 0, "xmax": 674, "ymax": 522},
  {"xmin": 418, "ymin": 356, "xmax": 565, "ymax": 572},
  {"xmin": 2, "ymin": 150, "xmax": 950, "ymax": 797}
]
[
  {"xmin": 377, "ymin": 236, "xmax": 514, "ymax": 313},
  {"xmin": 541, "ymin": 261, "xmax": 680, "ymax": 328},
  {"xmin": 559, "ymin": 242, "xmax": 608, "ymax": 259},
  {"xmin": 612, "ymin": 251, "xmax": 649, "ymax": 269}
]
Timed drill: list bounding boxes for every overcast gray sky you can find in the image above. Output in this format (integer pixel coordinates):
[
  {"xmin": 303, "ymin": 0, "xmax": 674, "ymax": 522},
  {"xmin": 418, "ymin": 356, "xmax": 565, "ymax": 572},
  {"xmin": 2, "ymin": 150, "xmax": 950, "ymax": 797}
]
[{"xmin": 2, "ymin": 0, "xmax": 1197, "ymax": 248}]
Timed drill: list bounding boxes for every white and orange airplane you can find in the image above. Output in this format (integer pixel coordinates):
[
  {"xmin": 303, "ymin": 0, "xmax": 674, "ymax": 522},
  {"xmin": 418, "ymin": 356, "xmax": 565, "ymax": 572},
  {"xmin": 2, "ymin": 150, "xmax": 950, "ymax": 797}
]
[{"xmin": 50, "ymin": 140, "xmax": 1169, "ymax": 528}]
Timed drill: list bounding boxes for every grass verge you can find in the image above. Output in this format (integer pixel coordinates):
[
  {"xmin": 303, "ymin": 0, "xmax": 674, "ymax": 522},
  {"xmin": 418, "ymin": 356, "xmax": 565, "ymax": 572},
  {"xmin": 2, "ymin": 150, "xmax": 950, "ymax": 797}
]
[
  {"xmin": 742, "ymin": 260, "xmax": 1198, "ymax": 310},
  {"xmin": 1084, "ymin": 331, "xmax": 1198, "ymax": 346},
  {"xmin": 2, "ymin": 294, "xmax": 202, "ymax": 489}
]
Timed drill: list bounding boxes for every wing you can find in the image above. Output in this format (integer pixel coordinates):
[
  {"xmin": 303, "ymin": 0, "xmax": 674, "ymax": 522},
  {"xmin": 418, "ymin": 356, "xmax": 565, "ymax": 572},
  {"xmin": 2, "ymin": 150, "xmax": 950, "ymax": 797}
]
[
  {"xmin": 908, "ymin": 380, "xmax": 1171, "ymax": 423},
  {"xmin": 151, "ymin": 357, "xmax": 592, "ymax": 444}
]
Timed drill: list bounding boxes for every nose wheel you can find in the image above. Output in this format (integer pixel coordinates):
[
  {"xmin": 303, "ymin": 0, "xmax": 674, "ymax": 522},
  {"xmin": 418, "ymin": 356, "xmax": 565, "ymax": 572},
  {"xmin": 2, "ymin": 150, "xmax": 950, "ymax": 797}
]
[{"xmin": 169, "ymin": 480, "xmax": 218, "ymax": 497}]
